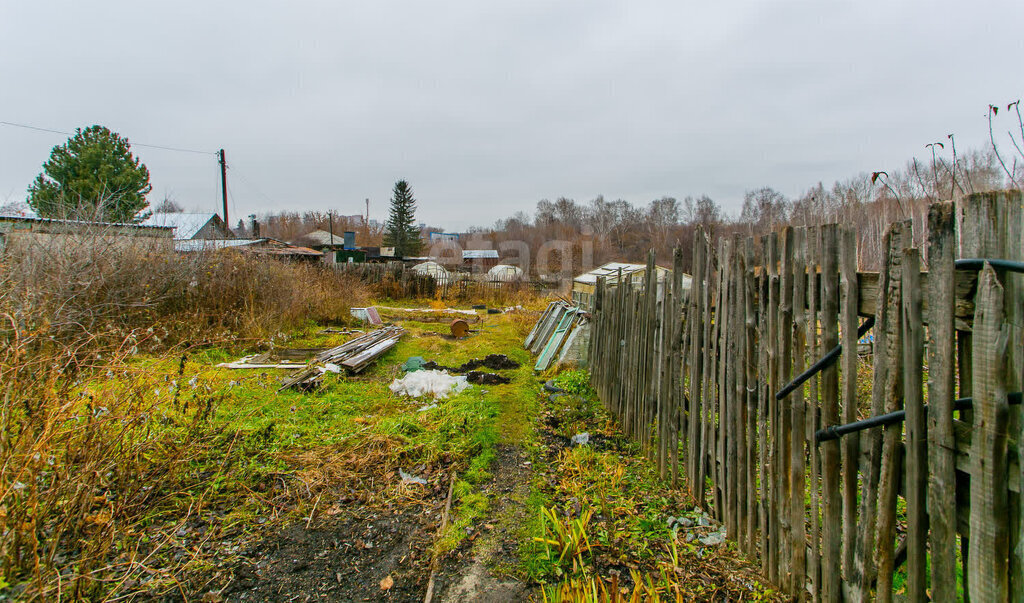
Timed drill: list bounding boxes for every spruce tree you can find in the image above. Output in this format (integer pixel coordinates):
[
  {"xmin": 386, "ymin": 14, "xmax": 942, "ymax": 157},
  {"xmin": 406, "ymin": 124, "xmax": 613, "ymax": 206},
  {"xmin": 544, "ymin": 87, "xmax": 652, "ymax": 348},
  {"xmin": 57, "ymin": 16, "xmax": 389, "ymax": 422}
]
[{"xmin": 383, "ymin": 180, "xmax": 422, "ymax": 257}]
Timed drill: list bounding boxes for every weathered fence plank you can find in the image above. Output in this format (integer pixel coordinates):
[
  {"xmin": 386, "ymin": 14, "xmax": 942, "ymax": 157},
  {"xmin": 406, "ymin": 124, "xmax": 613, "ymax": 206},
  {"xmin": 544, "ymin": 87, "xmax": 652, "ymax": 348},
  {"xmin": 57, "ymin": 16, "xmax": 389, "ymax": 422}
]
[
  {"xmin": 766, "ymin": 231, "xmax": 781, "ymax": 583},
  {"xmin": 757, "ymin": 236, "xmax": 771, "ymax": 575},
  {"xmin": 969, "ymin": 264, "xmax": 1009, "ymax": 602},
  {"xmin": 902, "ymin": 247, "xmax": 927, "ymax": 602},
  {"xmin": 688, "ymin": 233, "xmax": 706, "ymax": 499},
  {"xmin": 807, "ymin": 226, "xmax": 822, "ymax": 603},
  {"xmin": 926, "ymin": 201, "xmax": 958, "ymax": 602},
  {"xmin": 819, "ymin": 225, "xmax": 841, "ymax": 603},
  {"xmin": 875, "ymin": 221, "xmax": 909, "ymax": 603},
  {"xmin": 839, "ymin": 227, "xmax": 859, "ymax": 591},
  {"xmin": 790, "ymin": 227, "xmax": 807, "ymax": 597},
  {"xmin": 744, "ymin": 238, "xmax": 758, "ymax": 556}
]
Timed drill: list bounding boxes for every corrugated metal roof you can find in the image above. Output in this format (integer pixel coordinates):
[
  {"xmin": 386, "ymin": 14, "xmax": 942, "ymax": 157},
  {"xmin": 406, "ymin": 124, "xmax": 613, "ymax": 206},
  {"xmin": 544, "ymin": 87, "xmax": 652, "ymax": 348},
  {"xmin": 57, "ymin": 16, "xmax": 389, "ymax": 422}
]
[
  {"xmin": 142, "ymin": 213, "xmax": 221, "ymax": 240},
  {"xmin": 0, "ymin": 215, "xmax": 172, "ymax": 231},
  {"xmin": 299, "ymin": 230, "xmax": 340, "ymax": 246},
  {"xmin": 174, "ymin": 238, "xmax": 323, "ymax": 256},
  {"xmin": 175, "ymin": 238, "xmax": 264, "ymax": 252},
  {"xmin": 573, "ymin": 262, "xmax": 650, "ymax": 285},
  {"xmin": 462, "ymin": 249, "xmax": 499, "ymax": 259}
]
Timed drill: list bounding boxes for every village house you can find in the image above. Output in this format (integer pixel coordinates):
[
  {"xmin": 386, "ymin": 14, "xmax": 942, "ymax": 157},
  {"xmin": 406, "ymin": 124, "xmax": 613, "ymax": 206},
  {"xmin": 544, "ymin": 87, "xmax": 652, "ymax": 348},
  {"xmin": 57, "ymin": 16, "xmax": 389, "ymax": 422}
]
[
  {"xmin": 141, "ymin": 212, "xmax": 235, "ymax": 240},
  {"xmin": 0, "ymin": 215, "xmax": 174, "ymax": 254},
  {"xmin": 142, "ymin": 212, "xmax": 321, "ymax": 260}
]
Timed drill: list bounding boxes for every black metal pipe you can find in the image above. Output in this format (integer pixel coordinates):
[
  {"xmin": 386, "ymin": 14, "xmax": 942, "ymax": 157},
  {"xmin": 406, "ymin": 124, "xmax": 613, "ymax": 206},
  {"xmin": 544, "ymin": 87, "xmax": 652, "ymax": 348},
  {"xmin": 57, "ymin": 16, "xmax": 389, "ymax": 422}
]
[
  {"xmin": 815, "ymin": 392, "xmax": 1023, "ymax": 444},
  {"xmin": 775, "ymin": 316, "xmax": 875, "ymax": 402},
  {"xmin": 954, "ymin": 258, "xmax": 1024, "ymax": 273}
]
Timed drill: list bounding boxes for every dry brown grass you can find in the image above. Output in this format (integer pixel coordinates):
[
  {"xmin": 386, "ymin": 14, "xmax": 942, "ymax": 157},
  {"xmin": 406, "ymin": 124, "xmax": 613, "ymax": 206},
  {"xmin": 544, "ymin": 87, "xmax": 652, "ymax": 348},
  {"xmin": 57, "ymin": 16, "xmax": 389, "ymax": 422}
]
[
  {"xmin": 1, "ymin": 236, "xmax": 369, "ymax": 346},
  {"xmin": 0, "ymin": 332, "xmax": 192, "ymax": 600},
  {"xmin": 0, "ymin": 237, "xmax": 372, "ymax": 599}
]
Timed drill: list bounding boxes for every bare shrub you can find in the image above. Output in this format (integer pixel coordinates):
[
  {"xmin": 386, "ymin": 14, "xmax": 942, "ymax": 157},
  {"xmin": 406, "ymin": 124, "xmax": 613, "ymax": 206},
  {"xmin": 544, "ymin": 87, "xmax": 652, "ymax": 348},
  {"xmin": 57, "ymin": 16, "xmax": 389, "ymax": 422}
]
[
  {"xmin": 0, "ymin": 231, "xmax": 371, "ymax": 599},
  {"xmin": 0, "ymin": 330, "xmax": 182, "ymax": 599},
  {"xmin": 0, "ymin": 229, "xmax": 369, "ymax": 346}
]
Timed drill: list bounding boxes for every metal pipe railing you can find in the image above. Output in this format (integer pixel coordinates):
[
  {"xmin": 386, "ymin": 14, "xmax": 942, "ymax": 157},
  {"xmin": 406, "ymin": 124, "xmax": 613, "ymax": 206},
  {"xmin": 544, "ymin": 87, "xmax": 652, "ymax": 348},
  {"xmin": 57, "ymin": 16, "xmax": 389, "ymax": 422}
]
[
  {"xmin": 815, "ymin": 392, "xmax": 1023, "ymax": 444},
  {"xmin": 954, "ymin": 258, "xmax": 1024, "ymax": 273},
  {"xmin": 775, "ymin": 316, "xmax": 875, "ymax": 402},
  {"xmin": 774, "ymin": 257, "xmax": 1023, "ymax": 405}
]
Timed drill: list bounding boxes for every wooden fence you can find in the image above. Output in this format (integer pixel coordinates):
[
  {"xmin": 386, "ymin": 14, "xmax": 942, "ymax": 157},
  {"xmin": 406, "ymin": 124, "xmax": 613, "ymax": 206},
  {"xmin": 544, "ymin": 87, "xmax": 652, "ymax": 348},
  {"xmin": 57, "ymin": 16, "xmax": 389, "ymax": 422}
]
[{"xmin": 588, "ymin": 191, "xmax": 1023, "ymax": 601}]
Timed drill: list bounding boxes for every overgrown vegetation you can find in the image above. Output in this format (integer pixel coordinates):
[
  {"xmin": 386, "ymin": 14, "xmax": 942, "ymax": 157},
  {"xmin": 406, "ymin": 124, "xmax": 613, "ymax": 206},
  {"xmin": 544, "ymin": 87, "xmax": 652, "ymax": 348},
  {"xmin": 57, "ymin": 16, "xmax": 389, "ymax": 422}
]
[
  {"xmin": 0, "ymin": 236, "xmax": 785, "ymax": 600},
  {"xmin": 0, "ymin": 240, "xmax": 375, "ymax": 599},
  {"xmin": 523, "ymin": 375, "xmax": 781, "ymax": 601},
  {"xmin": 1, "ymin": 235, "xmax": 369, "ymax": 344}
]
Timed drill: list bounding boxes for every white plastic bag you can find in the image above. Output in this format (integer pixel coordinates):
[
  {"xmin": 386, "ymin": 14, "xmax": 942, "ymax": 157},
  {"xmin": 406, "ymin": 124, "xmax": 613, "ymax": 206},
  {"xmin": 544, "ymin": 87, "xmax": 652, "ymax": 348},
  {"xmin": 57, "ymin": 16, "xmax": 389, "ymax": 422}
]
[{"xmin": 389, "ymin": 369, "xmax": 470, "ymax": 399}]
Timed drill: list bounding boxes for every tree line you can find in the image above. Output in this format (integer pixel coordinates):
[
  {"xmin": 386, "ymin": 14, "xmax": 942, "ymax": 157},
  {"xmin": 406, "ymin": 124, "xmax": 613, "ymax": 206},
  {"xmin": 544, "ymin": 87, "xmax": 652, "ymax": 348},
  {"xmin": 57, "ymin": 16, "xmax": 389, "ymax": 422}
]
[{"xmin": 480, "ymin": 144, "xmax": 1014, "ymax": 275}]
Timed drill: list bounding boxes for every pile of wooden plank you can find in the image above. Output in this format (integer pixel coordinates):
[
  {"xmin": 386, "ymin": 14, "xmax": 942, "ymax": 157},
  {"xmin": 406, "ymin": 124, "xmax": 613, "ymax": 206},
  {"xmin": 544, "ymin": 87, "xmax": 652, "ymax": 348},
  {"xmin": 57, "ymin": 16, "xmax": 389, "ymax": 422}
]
[
  {"xmin": 524, "ymin": 301, "xmax": 589, "ymax": 371},
  {"xmin": 278, "ymin": 326, "xmax": 405, "ymax": 391}
]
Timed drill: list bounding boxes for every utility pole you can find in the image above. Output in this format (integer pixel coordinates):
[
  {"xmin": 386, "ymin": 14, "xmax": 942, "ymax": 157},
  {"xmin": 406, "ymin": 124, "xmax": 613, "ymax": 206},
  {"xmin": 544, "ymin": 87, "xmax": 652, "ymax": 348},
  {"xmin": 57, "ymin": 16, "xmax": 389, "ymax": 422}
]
[
  {"xmin": 218, "ymin": 149, "xmax": 229, "ymax": 225},
  {"xmin": 328, "ymin": 211, "xmax": 334, "ymax": 246},
  {"xmin": 364, "ymin": 198, "xmax": 370, "ymax": 241}
]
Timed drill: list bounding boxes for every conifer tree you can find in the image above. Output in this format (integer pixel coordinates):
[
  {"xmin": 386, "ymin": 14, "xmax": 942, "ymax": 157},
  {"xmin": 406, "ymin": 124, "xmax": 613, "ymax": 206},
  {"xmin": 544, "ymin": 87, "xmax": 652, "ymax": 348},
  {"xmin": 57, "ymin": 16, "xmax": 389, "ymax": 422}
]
[
  {"xmin": 383, "ymin": 180, "xmax": 422, "ymax": 257},
  {"xmin": 28, "ymin": 125, "xmax": 151, "ymax": 222}
]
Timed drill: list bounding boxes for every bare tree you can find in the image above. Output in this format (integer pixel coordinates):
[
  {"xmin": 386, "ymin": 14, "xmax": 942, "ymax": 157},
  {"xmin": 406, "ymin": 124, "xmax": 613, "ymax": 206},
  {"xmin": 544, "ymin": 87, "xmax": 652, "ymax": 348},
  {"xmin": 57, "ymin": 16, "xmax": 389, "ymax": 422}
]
[
  {"xmin": 153, "ymin": 196, "xmax": 184, "ymax": 213},
  {"xmin": 739, "ymin": 187, "xmax": 789, "ymax": 233}
]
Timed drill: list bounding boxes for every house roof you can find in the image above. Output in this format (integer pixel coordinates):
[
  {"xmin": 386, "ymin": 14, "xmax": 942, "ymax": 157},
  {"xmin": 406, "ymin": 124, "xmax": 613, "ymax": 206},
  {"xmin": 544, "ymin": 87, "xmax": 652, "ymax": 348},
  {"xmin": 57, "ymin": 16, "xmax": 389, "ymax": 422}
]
[
  {"xmin": 462, "ymin": 249, "xmax": 499, "ymax": 260},
  {"xmin": 0, "ymin": 214, "xmax": 173, "ymax": 234},
  {"xmin": 300, "ymin": 230, "xmax": 346, "ymax": 246},
  {"xmin": 573, "ymin": 261, "xmax": 691, "ymax": 292},
  {"xmin": 573, "ymin": 262, "xmax": 648, "ymax": 285},
  {"xmin": 174, "ymin": 238, "xmax": 322, "ymax": 256},
  {"xmin": 142, "ymin": 213, "xmax": 227, "ymax": 240},
  {"xmin": 573, "ymin": 262, "xmax": 677, "ymax": 285},
  {"xmin": 175, "ymin": 238, "xmax": 264, "ymax": 252}
]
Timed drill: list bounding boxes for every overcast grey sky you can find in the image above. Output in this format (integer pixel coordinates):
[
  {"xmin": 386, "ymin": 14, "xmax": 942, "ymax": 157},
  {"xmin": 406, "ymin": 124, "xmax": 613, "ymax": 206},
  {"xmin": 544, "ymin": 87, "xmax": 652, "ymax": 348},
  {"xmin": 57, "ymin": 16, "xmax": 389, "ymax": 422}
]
[{"xmin": 2, "ymin": 1, "xmax": 1021, "ymax": 230}]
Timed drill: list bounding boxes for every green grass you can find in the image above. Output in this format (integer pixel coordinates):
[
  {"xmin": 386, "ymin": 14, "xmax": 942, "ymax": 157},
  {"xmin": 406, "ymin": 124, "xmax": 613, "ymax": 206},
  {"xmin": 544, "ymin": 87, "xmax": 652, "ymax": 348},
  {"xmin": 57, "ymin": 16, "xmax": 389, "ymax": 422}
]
[
  {"xmin": 62, "ymin": 304, "xmax": 544, "ymax": 592},
  {"xmin": 522, "ymin": 370, "xmax": 781, "ymax": 601}
]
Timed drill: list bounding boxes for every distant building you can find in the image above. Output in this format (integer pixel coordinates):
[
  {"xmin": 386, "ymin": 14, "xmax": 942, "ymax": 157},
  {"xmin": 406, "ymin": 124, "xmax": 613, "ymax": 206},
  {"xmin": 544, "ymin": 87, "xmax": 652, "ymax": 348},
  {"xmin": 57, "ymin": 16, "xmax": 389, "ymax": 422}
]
[
  {"xmin": 0, "ymin": 215, "xmax": 173, "ymax": 254},
  {"xmin": 571, "ymin": 262, "xmax": 684, "ymax": 309},
  {"xmin": 462, "ymin": 249, "xmax": 500, "ymax": 271},
  {"xmin": 429, "ymin": 232, "xmax": 460, "ymax": 242},
  {"xmin": 299, "ymin": 230, "xmax": 386, "ymax": 264},
  {"xmin": 142, "ymin": 213, "xmax": 234, "ymax": 240},
  {"xmin": 297, "ymin": 229, "xmax": 345, "ymax": 248},
  {"xmin": 175, "ymin": 238, "xmax": 322, "ymax": 261}
]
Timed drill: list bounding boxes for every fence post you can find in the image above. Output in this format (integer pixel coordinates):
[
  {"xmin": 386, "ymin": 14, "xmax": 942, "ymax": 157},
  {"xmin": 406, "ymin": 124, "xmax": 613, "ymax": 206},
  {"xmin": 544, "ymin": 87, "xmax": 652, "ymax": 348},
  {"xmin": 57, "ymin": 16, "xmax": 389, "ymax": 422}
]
[
  {"xmin": 741, "ymin": 237, "xmax": 757, "ymax": 555},
  {"xmin": 839, "ymin": 227, "xmax": 860, "ymax": 592},
  {"xmin": 875, "ymin": 220, "xmax": 911, "ymax": 603},
  {"xmin": 926, "ymin": 201, "xmax": 957, "ymax": 602},
  {"xmin": 820, "ymin": 224, "xmax": 842, "ymax": 603},
  {"xmin": 969, "ymin": 264, "xmax": 1010, "ymax": 602},
  {"xmin": 788, "ymin": 228, "xmax": 806, "ymax": 597},
  {"xmin": 902, "ymin": 247, "xmax": 927, "ymax": 601},
  {"xmin": 807, "ymin": 226, "xmax": 822, "ymax": 602},
  {"xmin": 688, "ymin": 232, "xmax": 706, "ymax": 499},
  {"xmin": 757, "ymin": 232, "xmax": 771, "ymax": 575},
  {"xmin": 765, "ymin": 231, "xmax": 780, "ymax": 582}
]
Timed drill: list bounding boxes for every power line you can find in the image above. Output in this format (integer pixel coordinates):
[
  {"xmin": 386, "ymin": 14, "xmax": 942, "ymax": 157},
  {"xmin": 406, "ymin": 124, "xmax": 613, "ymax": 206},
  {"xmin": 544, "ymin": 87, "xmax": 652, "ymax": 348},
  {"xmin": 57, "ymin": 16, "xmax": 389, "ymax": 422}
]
[
  {"xmin": 230, "ymin": 162, "xmax": 280, "ymax": 208},
  {"xmin": 0, "ymin": 120, "xmax": 215, "ymax": 155}
]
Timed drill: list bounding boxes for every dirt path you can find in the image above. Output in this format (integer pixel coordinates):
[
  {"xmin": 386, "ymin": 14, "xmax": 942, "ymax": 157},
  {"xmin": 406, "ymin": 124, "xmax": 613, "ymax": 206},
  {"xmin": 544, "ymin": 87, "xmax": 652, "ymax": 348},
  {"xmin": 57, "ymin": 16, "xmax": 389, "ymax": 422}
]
[
  {"xmin": 431, "ymin": 445, "xmax": 533, "ymax": 602},
  {"xmin": 222, "ymin": 445, "xmax": 534, "ymax": 602},
  {"xmin": 225, "ymin": 504, "xmax": 435, "ymax": 601}
]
